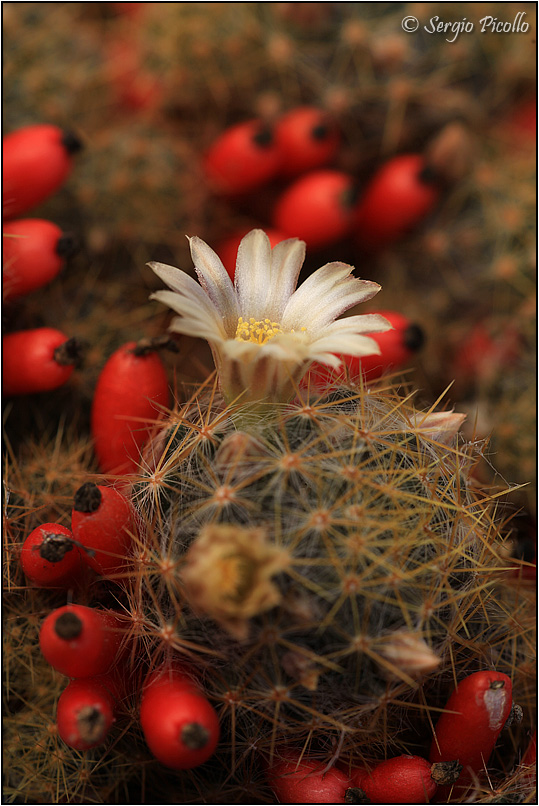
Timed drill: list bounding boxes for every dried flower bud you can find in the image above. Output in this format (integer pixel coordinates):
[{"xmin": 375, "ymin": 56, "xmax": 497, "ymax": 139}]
[
  {"xmin": 181, "ymin": 524, "xmax": 290, "ymax": 640},
  {"xmin": 377, "ymin": 629, "xmax": 441, "ymax": 678},
  {"xmin": 410, "ymin": 410, "xmax": 466, "ymax": 444},
  {"xmin": 281, "ymin": 650, "xmax": 321, "ymax": 691}
]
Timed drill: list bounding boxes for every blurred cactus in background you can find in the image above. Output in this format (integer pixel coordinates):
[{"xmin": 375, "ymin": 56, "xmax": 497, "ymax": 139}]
[{"xmin": 3, "ymin": 2, "xmax": 535, "ymax": 803}]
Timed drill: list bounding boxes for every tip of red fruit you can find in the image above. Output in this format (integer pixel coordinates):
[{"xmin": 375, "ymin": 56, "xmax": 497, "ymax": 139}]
[
  {"xmin": 73, "ymin": 482, "xmax": 102, "ymax": 513},
  {"xmin": 54, "ymin": 611, "xmax": 83, "ymax": 640},
  {"xmin": 181, "ymin": 722, "xmax": 210, "ymax": 749},
  {"xmin": 61, "ymin": 130, "xmax": 83, "ymax": 155}
]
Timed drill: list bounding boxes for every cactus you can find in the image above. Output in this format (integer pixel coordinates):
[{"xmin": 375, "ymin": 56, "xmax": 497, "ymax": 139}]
[
  {"xmin": 128, "ymin": 373, "xmax": 529, "ymax": 755},
  {"xmin": 3, "ymin": 2, "xmax": 536, "ymax": 801}
]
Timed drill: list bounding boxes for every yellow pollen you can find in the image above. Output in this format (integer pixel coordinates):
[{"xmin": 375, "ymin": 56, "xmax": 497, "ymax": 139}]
[
  {"xmin": 235, "ymin": 317, "xmax": 306, "ymax": 345},
  {"xmin": 235, "ymin": 316, "xmax": 283, "ymax": 344}
]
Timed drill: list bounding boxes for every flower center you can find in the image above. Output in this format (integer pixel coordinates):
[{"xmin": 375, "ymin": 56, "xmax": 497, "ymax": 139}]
[
  {"xmin": 234, "ymin": 317, "xmax": 308, "ymax": 345},
  {"xmin": 235, "ymin": 317, "xmax": 283, "ymax": 345}
]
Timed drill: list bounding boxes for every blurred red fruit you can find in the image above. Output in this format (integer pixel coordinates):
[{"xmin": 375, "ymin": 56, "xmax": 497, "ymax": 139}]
[
  {"xmin": 353, "ymin": 154, "xmax": 440, "ymax": 250},
  {"xmin": 275, "ymin": 106, "xmax": 340, "ymax": 177},
  {"xmin": 204, "ymin": 120, "xmax": 281, "ymax": 195},
  {"xmin": 273, "ymin": 170, "xmax": 356, "ymax": 249}
]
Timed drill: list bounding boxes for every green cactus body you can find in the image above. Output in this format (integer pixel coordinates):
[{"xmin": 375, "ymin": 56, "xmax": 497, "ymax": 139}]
[{"xmin": 131, "ymin": 381, "xmax": 512, "ymax": 758}]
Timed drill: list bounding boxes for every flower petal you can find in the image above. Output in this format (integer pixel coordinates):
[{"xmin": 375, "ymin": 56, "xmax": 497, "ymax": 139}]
[
  {"xmin": 149, "ymin": 261, "xmax": 225, "ymax": 330},
  {"xmin": 265, "ymin": 238, "xmax": 306, "ymax": 319},
  {"xmin": 221, "ymin": 332, "xmax": 307, "ymax": 363},
  {"xmin": 189, "ymin": 236, "xmax": 239, "ymax": 335},
  {"xmin": 281, "ymin": 262, "xmax": 381, "ymax": 331},
  {"xmin": 148, "ymin": 260, "xmax": 197, "ymax": 294},
  {"xmin": 318, "ymin": 313, "xmax": 393, "ymax": 339},
  {"xmin": 234, "ymin": 229, "xmax": 273, "ymax": 320},
  {"xmin": 309, "ymin": 332, "xmax": 382, "ymax": 359},
  {"xmin": 150, "ymin": 290, "xmax": 226, "ymax": 341}
]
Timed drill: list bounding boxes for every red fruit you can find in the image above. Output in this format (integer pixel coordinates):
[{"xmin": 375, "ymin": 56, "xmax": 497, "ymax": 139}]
[
  {"xmin": 353, "ymin": 755, "xmax": 438, "ymax": 804},
  {"xmin": 275, "ymin": 106, "xmax": 341, "ymax": 177},
  {"xmin": 71, "ymin": 482, "xmax": 135, "ymax": 577},
  {"xmin": 20, "ymin": 522, "xmax": 83, "ymax": 588},
  {"xmin": 266, "ymin": 750, "xmax": 352, "ymax": 804},
  {"xmin": 272, "ymin": 170, "xmax": 355, "ymax": 249},
  {"xmin": 306, "ymin": 310, "xmax": 423, "ymax": 389},
  {"xmin": 56, "ymin": 676, "xmax": 117, "ymax": 750},
  {"xmin": 214, "ymin": 227, "xmax": 289, "ymax": 280},
  {"xmin": 140, "ymin": 664, "xmax": 220, "ymax": 770},
  {"xmin": 39, "ymin": 604, "xmax": 123, "ymax": 678},
  {"xmin": 142, "ymin": 662, "xmax": 198, "ymax": 695},
  {"xmin": 3, "ymin": 124, "xmax": 82, "ymax": 220},
  {"xmin": 353, "ymin": 154, "xmax": 441, "ymax": 250},
  {"xmin": 204, "ymin": 120, "xmax": 281, "ymax": 195},
  {"xmin": 2, "ymin": 327, "xmax": 84, "ymax": 396},
  {"xmin": 430, "ymin": 671, "xmax": 513, "ymax": 789},
  {"xmin": 91, "ymin": 340, "xmax": 170, "ymax": 474},
  {"xmin": 3, "ymin": 218, "xmax": 79, "ymax": 302}
]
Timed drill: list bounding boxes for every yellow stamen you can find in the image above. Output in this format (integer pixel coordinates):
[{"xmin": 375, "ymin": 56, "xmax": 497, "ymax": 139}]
[{"xmin": 235, "ymin": 316, "xmax": 284, "ymax": 345}]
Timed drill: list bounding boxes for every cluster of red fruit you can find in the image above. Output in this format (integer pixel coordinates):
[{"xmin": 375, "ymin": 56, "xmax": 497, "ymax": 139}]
[
  {"xmin": 266, "ymin": 669, "xmax": 523, "ymax": 803},
  {"xmin": 22, "ymin": 481, "xmax": 219, "ymax": 769},
  {"xmin": 3, "ymin": 124, "xmax": 84, "ymax": 395},
  {"xmin": 204, "ymin": 107, "xmax": 432, "ymax": 383},
  {"xmin": 204, "ymin": 106, "xmax": 441, "ymax": 255}
]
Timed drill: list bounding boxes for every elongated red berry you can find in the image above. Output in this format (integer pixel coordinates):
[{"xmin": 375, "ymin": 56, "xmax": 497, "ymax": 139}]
[
  {"xmin": 2, "ymin": 327, "xmax": 84, "ymax": 396},
  {"xmin": 71, "ymin": 482, "xmax": 135, "ymax": 577},
  {"xmin": 20, "ymin": 522, "xmax": 83, "ymax": 588},
  {"xmin": 39, "ymin": 604, "xmax": 123, "ymax": 678},
  {"xmin": 3, "ymin": 219, "xmax": 79, "ymax": 302},
  {"xmin": 266, "ymin": 750, "xmax": 352, "ymax": 804},
  {"xmin": 272, "ymin": 170, "xmax": 356, "ymax": 249},
  {"xmin": 3, "ymin": 124, "xmax": 82, "ymax": 219},
  {"xmin": 56, "ymin": 676, "xmax": 117, "ymax": 750},
  {"xmin": 306, "ymin": 310, "xmax": 423, "ymax": 388},
  {"xmin": 353, "ymin": 154, "xmax": 441, "ymax": 250},
  {"xmin": 140, "ymin": 664, "xmax": 220, "ymax": 770},
  {"xmin": 352, "ymin": 755, "xmax": 442, "ymax": 804},
  {"xmin": 214, "ymin": 227, "xmax": 288, "ymax": 280},
  {"xmin": 429, "ymin": 671, "xmax": 513, "ymax": 789},
  {"xmin": 91, "ymin": 339, "xmax": 170, "ymax": 474},
  {"xmin": 204, "ymin": 120, "xmax": 281, "ymax": 195},
  {"xmin": 275, "ymin": 106, "xmax": 341, "ymax": 177}
]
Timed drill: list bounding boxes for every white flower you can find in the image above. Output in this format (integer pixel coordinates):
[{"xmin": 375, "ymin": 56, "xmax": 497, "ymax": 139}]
[{"xmin": 149, "ymin": 229, "xmax": 391, "ymax": 404}]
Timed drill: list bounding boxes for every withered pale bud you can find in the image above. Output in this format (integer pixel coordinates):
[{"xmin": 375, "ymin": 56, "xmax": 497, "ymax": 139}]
[
  {"xmin": 410, "ymin": 410, "xmax": 466, "ymax": 444},
  {"xmin": 377, "ymin": 629, "xmax": 441, "ymax": 677},
  {"xmin": 181, "ymin": 524, "xmax": 290, "ymax": 641},
  {"xmin": 281, "ymin": 650, "xmax": 321, "ymax": 691}
]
